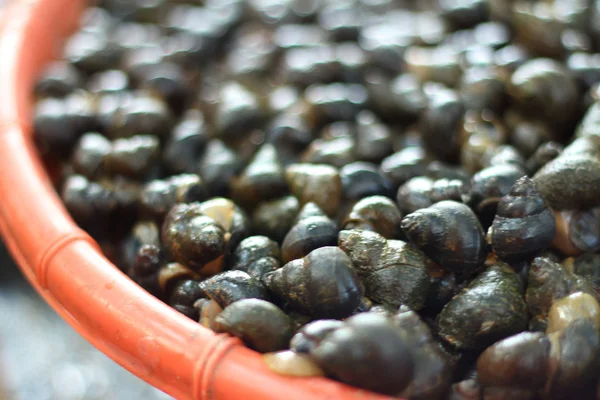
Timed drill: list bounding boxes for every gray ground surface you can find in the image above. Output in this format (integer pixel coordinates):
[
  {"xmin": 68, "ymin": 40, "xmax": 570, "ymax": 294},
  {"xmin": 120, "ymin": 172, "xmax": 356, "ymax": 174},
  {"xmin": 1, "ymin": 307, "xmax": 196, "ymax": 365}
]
[{"xmin": 0, "ymin": 242, "xmax": 174, "ymax": 400}]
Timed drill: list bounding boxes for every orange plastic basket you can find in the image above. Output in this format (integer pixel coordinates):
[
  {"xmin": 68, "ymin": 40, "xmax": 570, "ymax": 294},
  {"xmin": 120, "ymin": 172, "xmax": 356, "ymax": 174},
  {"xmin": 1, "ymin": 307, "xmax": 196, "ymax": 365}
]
[{"xmin": 0, "ymin": 1, "xmax": 398, "ymax": 399}]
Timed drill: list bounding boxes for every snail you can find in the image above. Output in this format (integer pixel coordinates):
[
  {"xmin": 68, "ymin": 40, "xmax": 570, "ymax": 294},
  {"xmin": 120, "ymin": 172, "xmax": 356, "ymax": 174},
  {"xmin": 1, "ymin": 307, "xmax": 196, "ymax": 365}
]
[
  {"xmin": 263, "ymin": 246, "xmax": 363, "ymax": 319},
  {"xmin": 71, "ymin": 132, "xmax": 112, "ymax": 179},
  {"xmin": 476, "ymin": 318, "xmax": 600, "ymax": 400},
  {"xmin": 251, "ymin": 196, "xmax": 300, "ymax": 243},
  {"xmin": 230, "ymin": 143, "xmax": 288, "ymax": 209},
  {"xmin": 229, "ymin": 236, "xmax": 281, "ymax": 279},
  {"xmin": 157, "ymin": 262, "xmax": 200, "ymax": 300},
  {"xmin": 341, "ymin": 195, "xmax": 404, "ymax": 239},
  {"xmin": 285, "ymin": 163, "xmax": 342, "ymax": 218},
  {"xmin": 213, "ymin": 298, "xmax": 294, "ymax": 353},
  {"xmin": 436, "ymin": 263, "xmax": 529, "ymax": 350},
  {"xmin": 140, "ymin": 174, "xmax": 208, "ymax": 220},
  {"xmin": 394, "ymin": 308, "xmax": 453, "ymax": 400},
  {"xmin": 490, "ymin": 176, "xmax": 556, "ymax": 264},
  {"xmin": 290, "ymin": 319, "xmax": 346, "ymax": 354},
  {"xmin": 379, "ymin": 146, "xmax": 429, "ymax": 188},
  {"xmin": 508, "ymin": 58, "xmax": 580, "ymax": 138},
  {"xmin": 354, "ymin": 110, "xmax": 393, "ymax": 163},
  {"xmin": 196, "ymin": 197, "xmax": 251, "ymax": 275},
  {"xmin": 161, "ymin": 203, "xmax": 227, "ymax": 272},
  {"xmin": 304, "ymin": 313, "xmax": 415, "ymax": 396},
  {"xmin": 397, "ymin": 177, "xmax": 469, "ymax": 216},
  {"xmin": 198, "ymin": 139, "xmax": 245, "ymax": 197},
  {"xmin": 104, "ymin": 135, "xmax": 161, "ymax": 179},
  {"xmin": 401, "ymin": 200, "xmax": 487, "ymax": 276},
  {"xmin": 338, "ymin": 229, "xmax": 430, "ymax": 310},
  {"xmin": 466, "ymin": 163, "xmax": 527, "ymax": 227},
  {"xmin": 546, "ymin": 292, "xmax": 600, "ymax": 334},
  {"xmin": 195, "ymin": 298, "xmax": 223, "ymax": 330},
  {"xmin": 420, "ymin": 86, "xmax": 465, "ymax": 163},
  {"xmin": 162, "ymin": 109, "xmax": 208, "ymax": 174},
  {"xmin": 553, "ymin": 207, "xmax": 600, "ymax": 256},
  {"xmin": 280, "ymin": 203, "xmax": 338, "ymax": 264},
  {"xmin": 168, "ymin": 279, "xmax": 205, "ymax": 320},
  {"xmin": 301, "ymin": 136, "xmax": 357, "ymax": 169},
  {"xmin": 213, "ymin": 81, "xmax": 264, "ymax": 140},
  {"xmin": 340, "ymin": 161, "xmax": 395, "ymax": 200},
  {"xmin": 198, "ymin": 270, "xmax": 270, "ymax": 308},
  {"xmin": 526, "ymin": 257, "xmax": 599, "ymax": 332},
  {"xmin": 128, "ymin": 243, "xmax": 163, "ymax": 297},
  {"xmin": 563, "ymin": 253, "xmax": 600, "ymax": 298},
  {"xmin": 525, "ymin": 141, "xmax": 563, "ymax": 175},
  {"xmin": 533, "ymin": 136, "xmax": 600, "ymax": 210}
]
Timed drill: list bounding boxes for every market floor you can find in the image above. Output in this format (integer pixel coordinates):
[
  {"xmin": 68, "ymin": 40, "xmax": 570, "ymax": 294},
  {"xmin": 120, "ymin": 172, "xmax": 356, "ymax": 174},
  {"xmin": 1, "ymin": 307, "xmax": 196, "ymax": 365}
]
[{"xmin": 0, "ymin": 242, "xmax": 174, "ymax": 400}]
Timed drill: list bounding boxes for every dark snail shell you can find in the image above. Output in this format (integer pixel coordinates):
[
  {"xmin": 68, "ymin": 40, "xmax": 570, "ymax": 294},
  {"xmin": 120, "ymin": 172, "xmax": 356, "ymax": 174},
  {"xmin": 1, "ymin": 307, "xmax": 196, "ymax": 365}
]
[
  {"xmin": 436, "ymin": 263, "xmax": 528, "ymax": 350},
  {"xmin": 553, "ymin": 207, "xmax": 600, "ymax": 256},
  {"xmin": 229, "ymin": 236, "xmax": 281, "ymax": 279},
  {"xmin": 467, "ymin": 164, "xmax": 526, "ymax": 227},
  {"xmin": 526, "ymin": 257, "xmax": 599, "ymax": 331},
  {"xmin": 394, "ymin": 310, "xmax": 452, "ymax": 400},
  {"xmin": 161, "ymin": 203, "xmax": 227, "ymax": 271},
  {"xmin": 533, "ymin": 136, "xmax": 600, "ymax": 210},
  {"xmin": 285, "ymin": 163, "xmax": 342, "ymax": 218},
  {"xmin": 213, "ymin": 298, "xmax": 294, "ymax": 353},
  {"xmin": 309, "ymin": 313, "xmax": 415, "ymax": 396},
  {"xmin": 280, "ymin": 203, "xmax": 338, "ymax": 263},
  {"xmin": 198, "ymin": 270, "xmax": 270, "ymax": 308},
  {"xmin": 196, "ymin": 197, "xmax": 251, "ymax": 275},
  {"xmin": 168, "ymin": 279, "xmax": 205, "ymax": 320},
  {"xmin": 251, "ymin": 196, "xmax": 299, "ymax": 243},
  {"xmin": 230, "ymin": 143, "xmax": 288, "ymax": 208},
  {"xmin": 338, "ymin": 230, "xmax": 430, "ymax": 310},
  {"xmin": 420, "ymin": 87, "xmax": 465, "ymax": 163},
  {"xmin": 491, "ymin": 176, "xmax": 556, "ymax": 264},
  {"xmin": 263, "ymin": 246, "xmax": 363, "ymax": 319},
  {"xmin": 342, "ymin": 195, "xmax": 404, "ymax": 239},
  {"xmin": 401, "ymin": 200, "xmax": 486, "ymax": 276},
  {"xmin": 544, "ymin": 319, "xmax": 600, "ymax": 399},
  {"xmin": 290, "ymin": 319, "xmax": 346, "ymax": 354},
  {"xmin": 476, "ymin": 331, "xmax": 551, "ymax": 391}
]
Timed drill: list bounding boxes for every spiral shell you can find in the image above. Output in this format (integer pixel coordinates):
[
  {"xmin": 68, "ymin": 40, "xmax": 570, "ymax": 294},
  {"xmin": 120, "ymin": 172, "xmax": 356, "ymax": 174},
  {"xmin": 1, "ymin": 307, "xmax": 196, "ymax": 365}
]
[
  {"xmin": 280, "ymin": 203, "xmax": 338, "ymax": 263},
  {"xmin": 229, "ymin": 235, "xmax": 281, "ymax": 279},
  {"xmin": 401, "ymin": 200, "xmax": 486, "ymax": 276},
  {"xmin": 263, "ymin": 246, "xmax": 363, "ymax": 319},
  {"xmin": 491, "ymin": 176, "xmax": 556, "ymax": 264},
  {"xmin": 338, "ymin": 229, "xmax": 430, "ymax": 310}
]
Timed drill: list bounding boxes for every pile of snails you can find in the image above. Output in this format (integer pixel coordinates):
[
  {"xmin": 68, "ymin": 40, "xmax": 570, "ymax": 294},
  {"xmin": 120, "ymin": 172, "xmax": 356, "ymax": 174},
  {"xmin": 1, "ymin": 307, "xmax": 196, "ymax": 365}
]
[{"xmin": 32, "ymin": 0, "xmax": 600, "ymax": 398}]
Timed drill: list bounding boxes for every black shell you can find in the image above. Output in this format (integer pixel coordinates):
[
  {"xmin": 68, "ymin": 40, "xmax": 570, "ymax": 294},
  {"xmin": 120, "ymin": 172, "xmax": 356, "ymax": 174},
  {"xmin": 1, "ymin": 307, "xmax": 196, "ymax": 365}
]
[
  {"xmin": 285, "ymin": 163, "xmax": 342, "ymax": 218},
  {"xmin": 401, "ymin": 200, "xmax": 486, "ymax": 276},
  {"xmin": 394, "ymin": 310, "xmax": 453, "ymax": 400},
  {"xmin": 213, "ymin": 298, "xmax": 294, "ymax": 353},
  {"xmin": 230, "ymin": 143, "xmax": 288, "ymax": 208},
  {"xmin": 338, "ymin": 230, "xmax": 430, "ymax": 310},
  {"xmin": 309, "ymin": 313, "xmax": 415, "ymax": 396},
  {"xmin": 526, "ymin": 257, "xmax": 599, "ymax": 331},
  {"xmin": 476, "ymin": 331, "xmax": 550, "ymax": 391},
  {"xmin": 198, "ymin": 270, "xmax": 270, "ymax": 308},
  {"xmin": 436, "ymin": 263, "xmax": 528, "ymax": 350},
  {"xmin": 491, "ymin": 176, "xmax": 556, "ymax": 264},
  {"xmin": 533, "ymin": 136, "xmax": 600, "ymax": 210},
  {"xmin": 280, "ymin": 203, "xmax": 338, "ymax": 263},
  {"xmin": 251, "ymin": 196, "xmax": 300, "ymax": 243},
  {"xmin": 229, "ymin": 236, "xmax": 281, "ymax": 279},
  {"xmin": 161, "ymin": 203, "xmax": 226, "ymax": 271},
  {"xmin": 290, "ymin": 319, "xmax": 346, "ymax": 354},
  {"xmin": 263, "ymin": 246, "xmax": 363, "ymax": 319},
  {"xmin": 342, "ymin": 195, "xmax": 404, "ymax": 239},
  {"xmin": 545, "ymin": 319, "xmax": 600, "ymax": 399}
]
